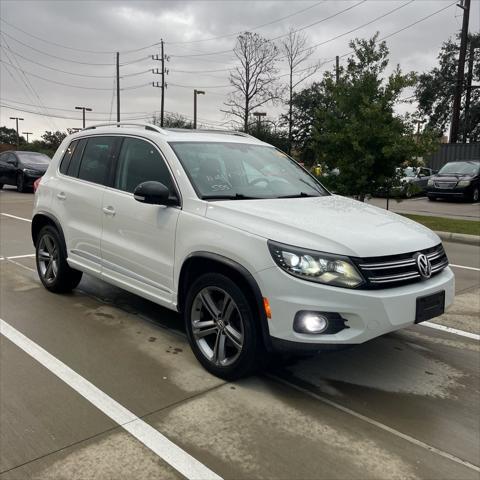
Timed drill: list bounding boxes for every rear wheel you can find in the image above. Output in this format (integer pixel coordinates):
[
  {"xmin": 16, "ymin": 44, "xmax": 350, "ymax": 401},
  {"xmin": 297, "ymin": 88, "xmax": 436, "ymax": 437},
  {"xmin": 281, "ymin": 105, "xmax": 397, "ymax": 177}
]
[
  {"xmin": 184, "ymin": 273, "xmax": 261, "ymax": 380},
  {"xmin": 36, "ymin": 225, "xmax": 82, "ymax": 293},
  {"xmin": 16, "ymin": 173, "xmax": 25, "ymax": 193},
  {"xmin": 0, "ymin": 183, "xmax": 3, "ymax": 189},
  {"xmin": 427, "ymin": 196, "xmax": 437, "ymax": 201}
]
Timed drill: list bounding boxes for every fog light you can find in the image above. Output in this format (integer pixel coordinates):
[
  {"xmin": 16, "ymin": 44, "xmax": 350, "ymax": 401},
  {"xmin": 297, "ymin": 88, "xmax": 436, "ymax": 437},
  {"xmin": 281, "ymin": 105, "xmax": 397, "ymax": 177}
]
[{"xmin": 294, "ymin": 312, "xmax": 328, "ymax": 334}]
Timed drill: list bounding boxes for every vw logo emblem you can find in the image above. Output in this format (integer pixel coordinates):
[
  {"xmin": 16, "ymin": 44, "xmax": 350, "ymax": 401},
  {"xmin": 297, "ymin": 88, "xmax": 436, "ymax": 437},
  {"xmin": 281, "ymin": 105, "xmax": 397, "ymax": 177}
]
[{"xmin": 415, "ymin": 253, "xmax": 432, "ymax": 279}]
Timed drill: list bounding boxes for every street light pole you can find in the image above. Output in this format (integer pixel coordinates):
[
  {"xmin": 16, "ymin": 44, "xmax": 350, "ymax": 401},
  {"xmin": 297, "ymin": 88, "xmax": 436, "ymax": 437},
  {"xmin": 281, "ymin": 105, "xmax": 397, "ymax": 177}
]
[
  {"xmin": 193, "ymin": 89, "xmax": 205, "ymax": 129},
  {"xmin": 9, "ymin": 117, "xmax": 24, "ymax": 148},
  {"xmin": 252, "ymin": 112, "xmax": 266, "ymax": 136},
  {"xmin": 75, "ymin": 106, "xmax": 92, "ymax": 129},
  {"xmin": 22, "ymin": 132, "xmax": 33, "ymax": 143}
]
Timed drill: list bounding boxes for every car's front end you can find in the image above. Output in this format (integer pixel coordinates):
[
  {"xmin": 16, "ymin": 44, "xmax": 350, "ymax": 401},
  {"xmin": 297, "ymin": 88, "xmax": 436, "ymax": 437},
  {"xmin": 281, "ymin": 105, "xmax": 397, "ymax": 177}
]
[
  {"xmin": 255, "ymin": 239, "xmax": 453, "ymax": 352},
  {"xmin": 426, "ymin": 160, "xmax": 480, "ymax": 201}
]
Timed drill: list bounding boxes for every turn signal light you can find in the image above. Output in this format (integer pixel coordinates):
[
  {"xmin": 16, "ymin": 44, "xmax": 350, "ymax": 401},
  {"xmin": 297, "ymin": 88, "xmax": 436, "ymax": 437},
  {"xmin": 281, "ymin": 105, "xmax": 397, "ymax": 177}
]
[{"xmin": 263, "ymin": 297, "xmax": 272, "ymax": 319}]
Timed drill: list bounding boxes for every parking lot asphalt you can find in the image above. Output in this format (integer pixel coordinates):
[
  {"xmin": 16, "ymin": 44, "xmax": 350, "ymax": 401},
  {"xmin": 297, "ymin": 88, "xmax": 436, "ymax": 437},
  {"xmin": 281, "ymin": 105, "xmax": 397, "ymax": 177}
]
[
  {"xmin": 367, "ymin": 196, "xmax": 480, "ymax": 221},
  {"xmin": 1, "ymin": 188, "xmax": 479, "ymax": 480}
]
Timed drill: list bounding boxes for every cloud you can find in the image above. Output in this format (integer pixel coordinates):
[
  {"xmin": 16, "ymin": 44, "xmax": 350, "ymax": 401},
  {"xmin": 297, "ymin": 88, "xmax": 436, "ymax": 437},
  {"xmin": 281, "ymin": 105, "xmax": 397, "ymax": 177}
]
[{"xmin": 0, "ymin": 0, "xmax": 477, "ymax": 139}]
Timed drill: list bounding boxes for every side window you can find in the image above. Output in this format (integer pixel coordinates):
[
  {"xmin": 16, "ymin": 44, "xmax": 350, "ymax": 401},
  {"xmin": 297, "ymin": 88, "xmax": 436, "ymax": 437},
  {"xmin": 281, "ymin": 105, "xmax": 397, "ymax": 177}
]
[
  {"xmin": 114, "ymin": 138, "xmax": 174, "ymax": 193},
  {"xmin": 66, "ymin": 139, "xmax": 87, "ymax": 177},
  {"xmin": 77, "ymin": 137, "xmax": 118, "ymax": 185},
  {"xmin": 59, "ymin": 140, "xmax": 78, "ymax": 175}
]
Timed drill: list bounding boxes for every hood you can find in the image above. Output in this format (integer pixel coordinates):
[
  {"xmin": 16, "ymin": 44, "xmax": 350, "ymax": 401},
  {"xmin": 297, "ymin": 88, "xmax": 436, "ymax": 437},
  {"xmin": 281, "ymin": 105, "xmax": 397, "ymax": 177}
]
[
  {"xmin": 22, "ymin": 162, "xmax": 48, "ymax": 172},
  {"xmin": 205, "ymin": 194, "xmax": 439, "ymax": 258}
]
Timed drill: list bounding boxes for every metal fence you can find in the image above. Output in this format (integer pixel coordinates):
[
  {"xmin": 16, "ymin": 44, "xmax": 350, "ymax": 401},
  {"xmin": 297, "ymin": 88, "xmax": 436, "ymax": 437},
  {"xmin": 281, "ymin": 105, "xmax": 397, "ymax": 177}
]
[{"xmin": 426, "ymin": 143, "xmax": 480, "ymax": 170}]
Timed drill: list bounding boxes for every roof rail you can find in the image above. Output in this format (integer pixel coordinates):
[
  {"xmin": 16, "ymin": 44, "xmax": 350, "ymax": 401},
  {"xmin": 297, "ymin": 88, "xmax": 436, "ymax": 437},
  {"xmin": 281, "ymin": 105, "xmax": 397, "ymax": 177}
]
[
  {"xmin": 83, "ymin": 122, "xmax": 168, "ymax": 134},
  {"xmin": 164, "ymin": 128, "xmax": 254, "ymax": 138}
]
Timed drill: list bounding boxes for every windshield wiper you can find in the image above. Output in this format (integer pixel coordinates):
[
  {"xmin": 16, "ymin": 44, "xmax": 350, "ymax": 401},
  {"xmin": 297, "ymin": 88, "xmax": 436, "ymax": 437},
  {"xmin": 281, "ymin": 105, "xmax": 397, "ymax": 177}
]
[
  {"xmin": 201, "ymin": 193, "xmax": 262, "ymax": 200},
  {"xmin": 276, "ymin": 192, "xmax": 321, "ymax": 198}
]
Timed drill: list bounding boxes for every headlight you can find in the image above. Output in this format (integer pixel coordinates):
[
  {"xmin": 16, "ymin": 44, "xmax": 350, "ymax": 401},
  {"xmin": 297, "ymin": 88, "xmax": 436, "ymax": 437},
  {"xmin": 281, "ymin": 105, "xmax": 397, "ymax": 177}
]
[
  {"xmin": 23, "ymin": 168, "xmax": 39, "ymax": 176},
  {"xmin": 457, "ymin": 179, "xmax": 471, "ymax": 187},
  {"xmin": 268, "ymin": 240, "xmax": 364, "ymax": 288},
  {"xmin": 427, "ymin": 179, "xmax": 434, "ymax": 186}
]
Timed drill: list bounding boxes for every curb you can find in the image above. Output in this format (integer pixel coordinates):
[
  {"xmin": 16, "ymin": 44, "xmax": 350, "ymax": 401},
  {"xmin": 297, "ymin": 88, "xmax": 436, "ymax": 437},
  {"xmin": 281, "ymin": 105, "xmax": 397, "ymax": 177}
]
[{"xmin": 435, "ymin": 230, "xmax": 480, "ymax": 246}]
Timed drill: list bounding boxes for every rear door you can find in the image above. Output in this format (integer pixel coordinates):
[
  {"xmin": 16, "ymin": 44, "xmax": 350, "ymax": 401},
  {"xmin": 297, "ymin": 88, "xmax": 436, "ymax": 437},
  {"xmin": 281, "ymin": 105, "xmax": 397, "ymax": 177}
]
[
  {"xmin": 100, "ymin": 136, "xmax": 180, "ymax": 306},
  {"xmin": 52, "ymin": 136, "xmax": 121, "ymax": 274},
  {"xmin": 0, "ymin": 153, "xmax": 18, "ymax": 185}
]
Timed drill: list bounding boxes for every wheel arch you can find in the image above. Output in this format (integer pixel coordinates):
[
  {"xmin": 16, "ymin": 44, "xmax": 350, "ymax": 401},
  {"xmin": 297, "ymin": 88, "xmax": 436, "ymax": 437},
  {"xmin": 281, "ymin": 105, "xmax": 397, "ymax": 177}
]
[
  {"xmin": 31, "ymin": 212, "xmax": 67, "ymax": 256},
  {"xmin": 177, "ymin": 252, "xmax": 273, "ymax": 352}
]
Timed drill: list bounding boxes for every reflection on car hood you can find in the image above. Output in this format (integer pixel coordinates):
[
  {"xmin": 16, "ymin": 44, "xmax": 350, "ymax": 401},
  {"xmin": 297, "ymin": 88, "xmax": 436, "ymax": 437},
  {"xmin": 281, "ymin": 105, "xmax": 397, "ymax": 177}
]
[
  {"xmin": 23, "ymin": 163, "xmax": 48, "ymax": 171},
  {"xmin": 205, "ymin": 194, "xmax": 439, "ymax": 257}
]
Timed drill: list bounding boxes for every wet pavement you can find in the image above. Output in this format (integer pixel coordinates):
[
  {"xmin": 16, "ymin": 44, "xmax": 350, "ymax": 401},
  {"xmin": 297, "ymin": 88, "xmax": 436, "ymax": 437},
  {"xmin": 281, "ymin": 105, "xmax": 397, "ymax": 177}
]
[{"xmin": 1, "ymin": 188, "xmax": 479, "ymax": 479}]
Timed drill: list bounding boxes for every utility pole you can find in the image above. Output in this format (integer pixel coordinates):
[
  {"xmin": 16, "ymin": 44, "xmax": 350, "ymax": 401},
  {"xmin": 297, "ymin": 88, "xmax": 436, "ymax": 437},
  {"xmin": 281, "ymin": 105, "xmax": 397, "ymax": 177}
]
[
  {"xmin": 463, "ymin": 36, "xmax": 478, "ymax": 142},
  {"xmin": 9, "ymin": 117, "xmax": 24, "ymax": 148},
  {"xmin": 193, "ymin": 89, "xmax": 205, "ymax": 129},
  {"xmin": 252, "ymin": 112, "xmax": 266, "ymax": 137},
  {"xmin": 75, "ymin": 106, "xmax": 92, "ymax": 129},
  {"xmin": 22, "ymin": 132, "xmax": 32, "ymax": 143},
  {"xmin": 152, "ymin": 40, "xmax": 169, "ymax": 127},
  {"xmin": 116, "ymin": 52, "xmax": 120, "ymax": 123},
  {"xmin": 450, "ymin": 0, "xmax": 471, "ymax": 143},
  {"xmin": 335, "ymin": 56, "xmax": 340, "ymax": 84}
]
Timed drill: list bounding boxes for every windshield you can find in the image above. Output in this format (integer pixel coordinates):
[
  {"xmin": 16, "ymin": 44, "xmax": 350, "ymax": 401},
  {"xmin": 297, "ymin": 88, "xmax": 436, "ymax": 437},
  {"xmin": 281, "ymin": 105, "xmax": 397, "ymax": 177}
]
[
  {"xmin": 438, "ymin": 161, "xmax": 479, "ymax": 176},
  {"xmin": 18, "ymin": 152, "xmax": 50, "ymax": 166},
  {"xmin": 169, "ymin": 142, "xmax": 329, "ymax": 200}
]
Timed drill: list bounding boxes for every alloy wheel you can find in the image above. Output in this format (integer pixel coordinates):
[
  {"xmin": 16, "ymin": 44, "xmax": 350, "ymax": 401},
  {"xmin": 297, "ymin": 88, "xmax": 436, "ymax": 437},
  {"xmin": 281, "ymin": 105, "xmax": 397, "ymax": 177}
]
[
  {"xmin": 191, "ymin": 287, "xmax": 244, "ymax": 367},
  {"xmin": 37, "ymin": 234, "xmax": 59, "ymax": 284}
]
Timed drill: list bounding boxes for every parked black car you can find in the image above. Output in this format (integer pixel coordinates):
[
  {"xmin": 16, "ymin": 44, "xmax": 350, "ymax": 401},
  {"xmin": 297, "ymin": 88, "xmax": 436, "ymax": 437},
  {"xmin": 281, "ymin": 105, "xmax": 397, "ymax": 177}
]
[
  {"xmin": 426, "ymin": 160, "xmax": 480, "ymax": 202},
  {"xmin": 0, "ymin": 151, "xmax": 50, "ymax": 192}
]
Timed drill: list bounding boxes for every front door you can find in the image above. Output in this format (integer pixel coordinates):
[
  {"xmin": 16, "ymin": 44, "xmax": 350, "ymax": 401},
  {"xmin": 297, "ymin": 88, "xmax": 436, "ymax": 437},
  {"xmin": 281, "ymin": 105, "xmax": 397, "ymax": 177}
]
[{"xmin": 100, "ymin": 137, "xmax": 180, "ymax": 307}]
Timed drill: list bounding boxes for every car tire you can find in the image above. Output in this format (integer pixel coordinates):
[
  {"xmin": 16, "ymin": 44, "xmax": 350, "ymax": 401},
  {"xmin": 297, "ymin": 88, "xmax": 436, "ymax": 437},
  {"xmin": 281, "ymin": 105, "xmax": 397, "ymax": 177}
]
[
  {"xmin": 35, "ymin": 225, "xmax": 83, "ymax": 293},
  {"xmin": 0, "ymin": 183, "xmax": 3, "ymax": 190},
  {"xmin": 16, "ymin": 173, "xmax": 25, "ymax": 193},
  {"xmin": 427, "ymin": 196, "xmax": 437, "ymax": 201},
  {"xmin": 184, "ymin": 272, "xmax": 262, "ymax": 380},
  {"xmin": 471, "ymin": 187, "xmax": 479, "ymax": 203}
]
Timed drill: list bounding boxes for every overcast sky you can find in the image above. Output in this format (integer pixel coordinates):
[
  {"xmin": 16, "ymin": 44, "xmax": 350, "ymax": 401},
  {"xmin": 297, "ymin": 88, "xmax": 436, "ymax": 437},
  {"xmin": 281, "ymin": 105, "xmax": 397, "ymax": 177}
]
[{"xmin": 0, "ymin": 0, "xmax": 478, "ymax": 140}]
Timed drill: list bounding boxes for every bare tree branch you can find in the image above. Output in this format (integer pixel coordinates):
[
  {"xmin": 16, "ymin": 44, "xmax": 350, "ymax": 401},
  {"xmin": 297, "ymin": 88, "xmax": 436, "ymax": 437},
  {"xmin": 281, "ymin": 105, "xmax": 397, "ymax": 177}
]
[{"xmin": 225, "ymin": 32, "xmax": 280, "ymax": 132}]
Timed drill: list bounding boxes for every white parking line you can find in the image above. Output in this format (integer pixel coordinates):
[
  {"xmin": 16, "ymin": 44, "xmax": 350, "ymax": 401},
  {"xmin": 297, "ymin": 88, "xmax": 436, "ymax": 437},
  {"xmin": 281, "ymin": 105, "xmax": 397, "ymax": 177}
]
[
  {"xmin": 450, "ymin": 264, "xmax": 480, "ymax": 272},
  {"xmin": 0, "ymin": 319, "xmax": 223, "ymax": 480},
  {"xmin": 0, "ymin": 212, "xmax": 32, "ymax": 223},
  {"xmin": 270, "ymin": 374, "xmax": 480, "ymax": 474},
  {"xmin": 422, "ymin": 322, "xmax": 480, "ymax": 340}
]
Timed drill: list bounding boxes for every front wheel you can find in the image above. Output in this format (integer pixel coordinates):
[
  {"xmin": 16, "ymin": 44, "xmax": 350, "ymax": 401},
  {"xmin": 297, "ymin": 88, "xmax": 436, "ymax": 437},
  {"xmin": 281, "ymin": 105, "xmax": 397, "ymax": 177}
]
[
  {"xmin": 471, "ymin": 187, "xmax": 479, "ymax": 203},
  {"xmin": 184, "ymin": 273, "xmax": 262, "ymax": 380},
  {"xmin": 427, "ymin": 196, "xmax": 437, "ymax": 202},
  {"xmin": 36, "ymin": 225, "xmax": 83, "ymax": 293}
]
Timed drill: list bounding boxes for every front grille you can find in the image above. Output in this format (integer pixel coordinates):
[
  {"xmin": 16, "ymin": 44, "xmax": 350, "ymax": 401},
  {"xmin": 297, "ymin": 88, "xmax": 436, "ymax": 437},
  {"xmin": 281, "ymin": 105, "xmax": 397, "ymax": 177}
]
[
  {"xmin": 434, "ymin": 181, "xmax": 457, "ymax": 189},
  {"xmin": 354, "ymin": 244, "xmax": 448, "ymax": 289}
]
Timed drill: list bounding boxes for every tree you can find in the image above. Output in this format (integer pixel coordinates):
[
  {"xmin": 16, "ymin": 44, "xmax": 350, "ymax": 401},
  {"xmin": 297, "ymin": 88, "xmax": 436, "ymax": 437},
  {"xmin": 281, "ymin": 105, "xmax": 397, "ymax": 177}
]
[
  {"xmin": 289, "ymin": 82, "xmax": 328, "ymax": 165},
  {"xmin": 0, "ymin": 126, "xmax": 26, "ymax": 146},
  {"xmin": 313, "ymin": 34, "xmax": 425, "ymax": 201},
  {"xmin": 281, "ymin": 29, "xmax": 320, "ymax": 155},
  {"xmin": 41, "ymin": 131, "xmax": 67, "ymax": 150},
  {"xmin": 416, "ymin": 33, "xmax": 480, "ymax": 142},
  {"xmin": 152, "ymin": 112, "xmax": 193, "ymax": 129},
  {"xmin": 224, "ymin": 32, "xmax": 281, "ymax": 132}
]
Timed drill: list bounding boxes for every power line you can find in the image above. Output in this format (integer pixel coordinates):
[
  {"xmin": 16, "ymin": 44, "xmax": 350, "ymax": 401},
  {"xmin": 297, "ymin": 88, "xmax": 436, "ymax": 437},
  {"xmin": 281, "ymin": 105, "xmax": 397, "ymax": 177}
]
[
  {"xmin": 0, "ymin": 59, "xmax": 150, "ymax": 91},
  {"xmin": 0, "ymin": 41, "xmax": 150, "ymax": 79},
  {"xmin": 166, "ymin": 1, "xmax": 327, "ymax": 45},
  {"xmin": 169, "ymin": 0, "xmax": 367, "ymax": 58},
  {"xmin": 169, "ymin": 82, "xmax": 231, "ymax": 89}
]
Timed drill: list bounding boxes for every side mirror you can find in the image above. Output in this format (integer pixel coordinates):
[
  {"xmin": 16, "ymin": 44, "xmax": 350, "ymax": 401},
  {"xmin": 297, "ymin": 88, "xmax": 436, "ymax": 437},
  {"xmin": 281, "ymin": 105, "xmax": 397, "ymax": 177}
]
[{"xmin": 133, "ymin": 181, "xmax": 178, "ymax": 206}]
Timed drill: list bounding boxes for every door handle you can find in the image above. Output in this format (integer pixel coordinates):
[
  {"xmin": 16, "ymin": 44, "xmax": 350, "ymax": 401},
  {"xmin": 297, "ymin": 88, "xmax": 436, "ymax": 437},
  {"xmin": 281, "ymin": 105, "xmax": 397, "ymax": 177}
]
[
  {"xmin": 102, "ymin": 206, "xmax": 116, "ymax": 216},
  {"xmin": 57, "ymin": 192, "xmax": 66, "ymax": 200}
]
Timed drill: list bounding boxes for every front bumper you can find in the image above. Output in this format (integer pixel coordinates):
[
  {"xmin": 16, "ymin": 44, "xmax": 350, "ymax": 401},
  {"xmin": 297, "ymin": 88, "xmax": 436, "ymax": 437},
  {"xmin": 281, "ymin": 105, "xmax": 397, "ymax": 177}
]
[
  {"xmin": 254, "ymin": 266, "xmax": 454, "ymax": 351},
  {"xmin": 24, "ymin": 172, "xmax": 44, "ymax": 187},
  {"xmin": 426, "ymin": 186, "xmax": 471, "ymax": 198}
]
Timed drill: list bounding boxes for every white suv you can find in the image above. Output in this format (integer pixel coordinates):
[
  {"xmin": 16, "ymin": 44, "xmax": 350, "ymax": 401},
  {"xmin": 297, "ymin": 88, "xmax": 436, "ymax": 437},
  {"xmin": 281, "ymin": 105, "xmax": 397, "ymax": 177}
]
[{"xmin": 32, "ymin": 123, "xmax": 454, "ymax": 379}]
